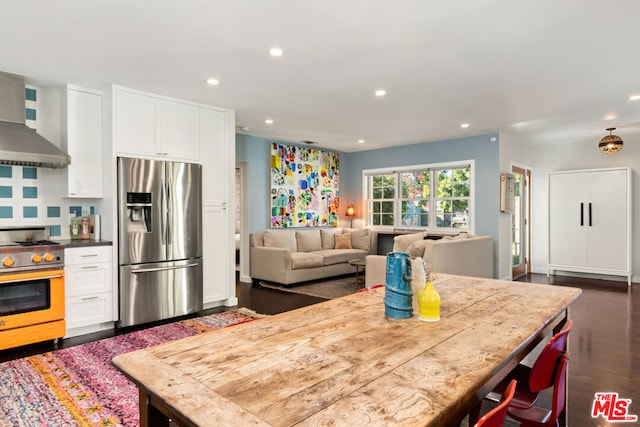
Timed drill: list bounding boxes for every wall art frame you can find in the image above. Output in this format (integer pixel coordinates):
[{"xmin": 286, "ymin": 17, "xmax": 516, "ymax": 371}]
[{"xmin": 270, "ymin": 143, "xmax": 339, "ymax": 228}]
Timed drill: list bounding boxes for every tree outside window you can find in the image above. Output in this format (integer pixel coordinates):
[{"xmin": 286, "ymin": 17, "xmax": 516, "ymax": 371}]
[
  {"xmin": 365, "ymin": 164, "xmax": 471, "ymax": 231},
  {"xmin": 368, "ymin": 174, "xmax": 395, "ymax": 226}
]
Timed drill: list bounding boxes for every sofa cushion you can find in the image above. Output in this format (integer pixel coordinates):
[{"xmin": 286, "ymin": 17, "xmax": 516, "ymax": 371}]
[
  {"xmin": 393, "ymin": 231, "xmax": 426, "ymax": 253},
  {"xmin": 335, "ymin": 233, "xmax": 353, "ymax": 249},
  {"xmin": 264, "ymin": 229, "xmax": 297, "ymax": 252},
  {"xmin": 443, "ymin": 232, "xmax": 469, "ymax": 241},
  {"xmin": 320, "ymin": 228, "xmax": 343, "ymax": 249},
  {"xmin": 406, "ymin": 239, "xmax": 432, "ymax": 259},
  {"xmin": 296, "ymin": 229, "xmax": 322, "ymax": 252},
  {"xmin": 291, "ymin": 252, "xmax": 324, "ymax": 269},
  {"xmin": 343, "ymin": 228, "xmax": 371, "ymax": 251},
  {"xmin": 317, "ymin": 249, "xmax": 367, "ymax": 266}
]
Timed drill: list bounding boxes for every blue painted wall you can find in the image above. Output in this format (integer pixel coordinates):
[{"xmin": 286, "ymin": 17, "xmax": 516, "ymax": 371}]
[
  {"xmin": 342, "ymin": 133, "xmax": 500, "ymax": 237},
  {"xmin": 237, "ymin": 133, "xmax": 500, "ymax": 274}
]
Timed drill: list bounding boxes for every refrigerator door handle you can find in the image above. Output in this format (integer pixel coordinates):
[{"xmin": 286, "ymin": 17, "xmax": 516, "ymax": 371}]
[
  {"xmin": 131, "ymin": 263, "xmax": 199, "ymax": 274},
  {"xmin": 160, "ymin": 178, "xmax": 166, "ymax": 244},
  {"xmin": 166, "ymin": 178, "xmax": 172, "ymax": 245}
]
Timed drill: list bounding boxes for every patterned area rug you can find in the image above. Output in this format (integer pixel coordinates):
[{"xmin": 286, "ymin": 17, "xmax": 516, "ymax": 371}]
[
  {"xmin": 0, "ymin": 308, "xmax": 263, "ymax": 427},
  {"xmin": 259, "ymin": 276, "xmax": 361, "ymax": 299}
]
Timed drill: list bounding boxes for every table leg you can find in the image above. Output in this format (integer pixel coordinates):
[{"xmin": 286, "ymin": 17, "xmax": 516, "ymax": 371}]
[{"xmin": 139, "ymin": 388, "xmax": 170, "ymax": 427}]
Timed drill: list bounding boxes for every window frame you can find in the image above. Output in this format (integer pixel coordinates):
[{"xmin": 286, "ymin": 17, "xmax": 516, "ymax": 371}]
[{"xmin": 362, "ymin": 160, "xmax": 475, "ymax": 234}]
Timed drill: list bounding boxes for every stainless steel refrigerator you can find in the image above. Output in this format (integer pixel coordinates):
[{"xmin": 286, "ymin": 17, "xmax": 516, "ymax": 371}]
[{"xmin": 117, "ymin": 157, "xmax": 203, "ymax": 327}]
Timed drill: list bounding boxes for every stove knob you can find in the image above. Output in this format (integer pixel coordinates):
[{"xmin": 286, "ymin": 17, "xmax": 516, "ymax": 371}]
[
  {"xmin": 32, "ymin": 254, "xmax": 43, "ymax": 263},
  {"xmin": 2, "ymin": 257, "xmax": 15, "ymax": 267},
  {"xmin": 44, "ymin": 253, "xmax": 55, "ymax": 262}
]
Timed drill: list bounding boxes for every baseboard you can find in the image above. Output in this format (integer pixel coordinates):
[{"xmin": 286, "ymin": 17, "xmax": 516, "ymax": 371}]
[{"xmin": 240, "ymin": 274, "xmax": 252, "ymax": 283}]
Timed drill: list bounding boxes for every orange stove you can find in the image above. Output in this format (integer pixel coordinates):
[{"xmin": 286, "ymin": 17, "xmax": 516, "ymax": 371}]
[{"xmin": 0, "ymin": 237, "xmax": 65, "ymax": 351}]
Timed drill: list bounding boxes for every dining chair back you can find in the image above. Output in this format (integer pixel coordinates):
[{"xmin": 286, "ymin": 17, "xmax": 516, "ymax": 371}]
[
  {"xmin": 487, "ymin": 319, "xmax": 572, "ymax": 409},
  {"xmin": 527, "ymin": 319, "xmax": 572, "ymax": 392},
  {"xmin": 507, "ymin": 352, "xmax": 570, "ymax": 427},
  {"xmin": 474, "ymin": 379, "xmax": 517, "ymax": 427}
]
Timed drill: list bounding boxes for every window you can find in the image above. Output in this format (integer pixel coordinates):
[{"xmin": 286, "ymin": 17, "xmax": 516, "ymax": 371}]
[{"xmin": 364, "ymin": 161, "xmax": 472, "ymax": 232}]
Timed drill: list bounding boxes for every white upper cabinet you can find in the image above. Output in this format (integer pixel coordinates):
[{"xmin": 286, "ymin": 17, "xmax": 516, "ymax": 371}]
[
  {"xmin": 114, "ymin": 87, "xmax": 200, "ymax": 161},
  {"xmin": 65, "ymin": 86, "xmax": 103, "ymax": 198},
  {"xmin": 162, "ymin": 101, "xmax": 200, "ymax": 160},
  {"xmin": 199, "ymin": 107, "xmax": 227, "ymax": 205}
]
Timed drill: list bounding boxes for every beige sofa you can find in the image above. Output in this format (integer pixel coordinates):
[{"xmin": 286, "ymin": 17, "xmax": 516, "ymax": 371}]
[
  {"xmin": 365, "ymin": 233, "xmax": 494, "ymax": 286},
  {"xmin": 250, "ymin": 228, "xmax": 377, "ymax": 285}
]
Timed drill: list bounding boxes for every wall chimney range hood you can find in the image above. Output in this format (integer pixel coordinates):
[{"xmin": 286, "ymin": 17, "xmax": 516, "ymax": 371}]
[{"xmin": 0, "ymin": 71, "xmax": 70, "ymax": 168}]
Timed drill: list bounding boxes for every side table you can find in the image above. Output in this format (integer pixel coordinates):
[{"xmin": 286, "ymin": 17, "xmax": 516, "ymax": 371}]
[{"xmin": 349, "ymin": 258, "xmax": 366, "ymax": 287}]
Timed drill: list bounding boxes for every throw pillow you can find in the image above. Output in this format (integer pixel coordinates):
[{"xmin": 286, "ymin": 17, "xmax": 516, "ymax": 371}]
[
  {"xmin": 334, "ymin": 233, "xmax": 353, "ymax": 249},
  {"xmin": 295, "ymin": 229, "xmax": 322, "ymax": 252},
  {"xmin": 393, "ymin": 231, "xmax": 426, "ymax": 253},
  {"xmin": 406, "ymin": 239, "xmax": 431, "ymax": 259},
  {"xmin": 263, "ymin": 229, "xmax": 297, "ymax": 252},
  {"xmin": 320, "ymin": 228, "xmax": 343, "ymax": 249},
  {"xmin": 343, "ymin": 228, "xmax": 370, "ymax": 251}
]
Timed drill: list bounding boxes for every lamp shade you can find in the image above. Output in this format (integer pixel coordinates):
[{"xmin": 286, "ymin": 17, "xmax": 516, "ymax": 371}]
[
  {"xmin": 599, "ymin": 128, "xmax": 623, "ymax": 154},
  {"xmin": 345, "ymin": 204, "xmax": 356, "ymax": 217}
]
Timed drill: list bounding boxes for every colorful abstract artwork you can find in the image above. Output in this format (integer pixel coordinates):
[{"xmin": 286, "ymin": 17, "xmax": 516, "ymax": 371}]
[{"xmin": 270, "ymin": 143, "xmax": 339, "ymax": 228}]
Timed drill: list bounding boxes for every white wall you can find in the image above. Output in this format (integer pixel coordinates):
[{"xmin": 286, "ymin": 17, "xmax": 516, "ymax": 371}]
[{"xmin": 528, "ymin": 134, "xmax": 639, "ymax": 284}]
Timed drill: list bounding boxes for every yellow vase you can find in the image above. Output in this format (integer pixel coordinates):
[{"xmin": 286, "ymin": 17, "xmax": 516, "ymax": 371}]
[{"xmin": 418, "ymin": 281, "xmax": 440, "ymax": 322}]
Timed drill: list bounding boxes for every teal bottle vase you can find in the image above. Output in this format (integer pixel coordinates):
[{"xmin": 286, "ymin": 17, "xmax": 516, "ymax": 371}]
[{"xmin": 383, "ymin": 252, "xmax": 413, "ymax": 319}]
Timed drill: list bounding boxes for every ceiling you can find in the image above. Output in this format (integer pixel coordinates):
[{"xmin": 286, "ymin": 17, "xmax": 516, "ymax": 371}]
[{"xmin": 1, "ymin": 0, "xmax": 639, "ymax": 153}]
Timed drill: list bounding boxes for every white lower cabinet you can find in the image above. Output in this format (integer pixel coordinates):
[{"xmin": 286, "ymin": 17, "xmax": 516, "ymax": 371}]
[
  {"xmin": 203, "ymin": 205, "xmax": 237, "ymax": 307},
  {"xmin": 64, "ymin": 246, "xmax": 114, "ymax": 337}
]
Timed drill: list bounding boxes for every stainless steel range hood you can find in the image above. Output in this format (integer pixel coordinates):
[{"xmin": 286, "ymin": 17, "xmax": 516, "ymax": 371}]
[{"xmin": 0, "ymin": 71, "xmax": 70, "ymax": 168}]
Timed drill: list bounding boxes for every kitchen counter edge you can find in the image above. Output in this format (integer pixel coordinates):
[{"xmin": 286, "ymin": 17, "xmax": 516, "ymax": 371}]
[{"xmin": 55, "ymin": 239, "xmax": 113, "ymax": 248}]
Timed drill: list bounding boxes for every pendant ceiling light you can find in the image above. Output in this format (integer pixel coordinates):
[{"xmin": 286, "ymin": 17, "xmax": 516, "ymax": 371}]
[{"xmin": 599, "ymin": 127, "xmax": 623, "ymax": 154}]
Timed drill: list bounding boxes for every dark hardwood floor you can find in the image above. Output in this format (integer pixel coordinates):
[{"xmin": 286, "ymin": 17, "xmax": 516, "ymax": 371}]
[{"xmin": 1, "ymin": 273, "xmax": 638, "ymax": 426}]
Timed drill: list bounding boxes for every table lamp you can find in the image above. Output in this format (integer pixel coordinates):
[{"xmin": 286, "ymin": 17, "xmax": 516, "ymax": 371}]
[{"xmin": 345, "ymin": 204, "xmax": 356, "ymax": 227}]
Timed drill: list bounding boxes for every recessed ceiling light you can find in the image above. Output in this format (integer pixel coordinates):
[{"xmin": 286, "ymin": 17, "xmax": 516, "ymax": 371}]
[
  {"xmin": 206, "ymin": 78, "xmax": 219, "ymax": 86},
  {"xmin": 460, "ymin": 123, "xmax": 470, "ymax": 128},
  {"xmin": 375, "ymin": 89, "xmax": 386, "ymax": 97},
  {"xmin": 269, "ymin": 47, "xmax": 284, "ymax": 57},
  {"xmin": 603, "ymin": 113, "xmax": 618, "ymax": 121},
  {"xmin": 358, "ymin": 139, "xmax": 365, "ymax": 144},
  {"xmin": 265, "ymin": 119, "xmax": 274, "ymax": 124},
  {"xmin": 629, "ymin": 94, "xmax": 640, "ymax": 101}
]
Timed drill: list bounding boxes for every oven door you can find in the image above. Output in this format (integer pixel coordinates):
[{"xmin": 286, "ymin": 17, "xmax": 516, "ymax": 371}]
[{"xmin": 0, "ymin": 269, "xmax": 64, "ymax": 331}]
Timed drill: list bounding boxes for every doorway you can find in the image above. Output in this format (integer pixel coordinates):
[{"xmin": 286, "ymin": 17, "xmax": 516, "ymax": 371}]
[
  {"xmin": 511, "ymin": 166, "xmax": 531, "ymax": 279},
  {"xmin": 236, "ymin": 162, "xmax": 251, "ymax": 283}
]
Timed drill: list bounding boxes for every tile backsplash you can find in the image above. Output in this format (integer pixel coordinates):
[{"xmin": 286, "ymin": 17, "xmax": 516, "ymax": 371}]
[
  {"xmin": 0, "ymin": 165, "xmax": 95, "ymax": 238},
  {"xmin": 0, "ymin": 86, "xmax": 98, "ymax": 239}
]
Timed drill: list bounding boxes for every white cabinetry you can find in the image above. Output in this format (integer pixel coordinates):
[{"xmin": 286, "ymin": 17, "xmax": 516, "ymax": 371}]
[
  {"xmin": 548, "ymin": 167, "xmax": 633, "ymax": 285},
  {"xmin": 64, "ymin": 246, "xmax": 114, "ymax": 336},
  {"xmin": 202, "ymin": 204, "xmax": 230, "ymax": 304},
  {"xmin": 114, "ymin": 87, "xmax": 199, "ymax": 161},
  {"xmin": 64, "ymin": 86, "xmax": 103, "ymax": 198},
  {"xmin": 109, "ymin": 85, "xmax": 236, "ymax": 308},
  {"xmin": 199, "ymin": 107, "xmax": 237, "ymax": 307}
]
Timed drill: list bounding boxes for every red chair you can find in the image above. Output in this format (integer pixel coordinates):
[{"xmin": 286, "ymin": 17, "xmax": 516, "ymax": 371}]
[
  {"xmin": 357, "ymin": 284, "xmax": 384, "ymax": 293},
  {"xmin": 507, "ymin": 352, "xmax": 570, "ymax": 427},
  {"xmin": 487, "ymin": 320, "xmax": 572, "ymax": 408},
  {"xmin": 468, "ymin": 320, "xmax": 572, "ymax": 425},
  {"xmin": 475, "ymin": 379, "xmax": 517, "ymax": 427}
]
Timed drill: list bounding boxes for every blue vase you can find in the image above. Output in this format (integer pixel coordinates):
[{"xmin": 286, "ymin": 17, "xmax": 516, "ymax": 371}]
[{"xmin": 384, "ymin": 252, "xmax": 413, "ymax": 319}]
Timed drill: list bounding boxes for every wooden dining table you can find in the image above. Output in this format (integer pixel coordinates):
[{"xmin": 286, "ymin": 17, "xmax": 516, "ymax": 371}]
[{"xmin": 112, "ymin": 273, "xmax": 582, "ymax": 427}]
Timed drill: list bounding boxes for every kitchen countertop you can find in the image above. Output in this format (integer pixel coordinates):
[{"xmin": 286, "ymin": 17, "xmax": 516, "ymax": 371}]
[{"xmin": 54, "ymin": 239, "xmax": 112, "ymax": 248}]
